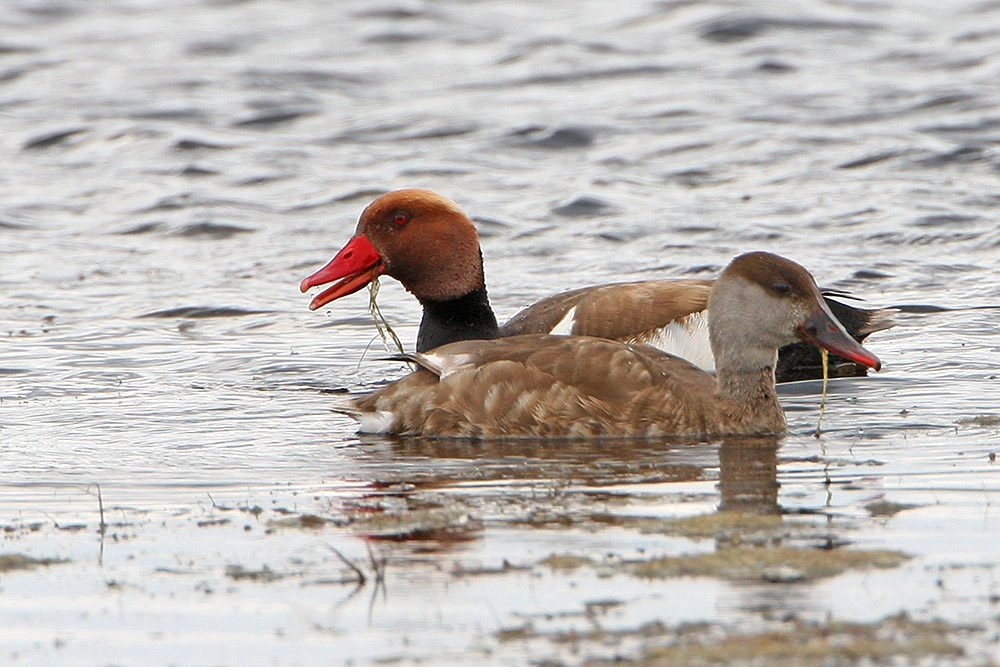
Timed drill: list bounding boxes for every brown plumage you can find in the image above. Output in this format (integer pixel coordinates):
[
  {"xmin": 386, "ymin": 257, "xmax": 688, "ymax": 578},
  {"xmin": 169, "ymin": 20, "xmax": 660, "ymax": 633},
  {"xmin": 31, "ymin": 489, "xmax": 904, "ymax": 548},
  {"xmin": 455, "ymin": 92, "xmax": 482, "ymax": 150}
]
[
  {"xmin": 351, "ymin": 335, "xmax": 725, "ymax": 438},
  {"xmin": 500, "ymin": 279, "xmax": 713, "ymax": 342},
  {"xmin": 335, "ymin": 252, "xmax": 882, "ymax": 439}
]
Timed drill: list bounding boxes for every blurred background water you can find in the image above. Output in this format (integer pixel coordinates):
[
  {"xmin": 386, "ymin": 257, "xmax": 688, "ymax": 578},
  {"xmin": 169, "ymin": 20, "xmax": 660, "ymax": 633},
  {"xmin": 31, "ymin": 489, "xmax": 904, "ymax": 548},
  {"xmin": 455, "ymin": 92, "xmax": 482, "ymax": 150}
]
[{"xmin": 1, "ymin": 0, "xmax": 999, "ymax": 664}]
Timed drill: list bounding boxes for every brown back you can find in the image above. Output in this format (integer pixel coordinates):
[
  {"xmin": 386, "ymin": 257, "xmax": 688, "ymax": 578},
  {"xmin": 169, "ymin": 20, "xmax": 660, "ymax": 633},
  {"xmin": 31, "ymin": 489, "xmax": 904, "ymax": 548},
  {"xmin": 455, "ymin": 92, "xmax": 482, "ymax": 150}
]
[{"xmin": 500, "ymin": 279, "xmax": 713, "ymax": 340}]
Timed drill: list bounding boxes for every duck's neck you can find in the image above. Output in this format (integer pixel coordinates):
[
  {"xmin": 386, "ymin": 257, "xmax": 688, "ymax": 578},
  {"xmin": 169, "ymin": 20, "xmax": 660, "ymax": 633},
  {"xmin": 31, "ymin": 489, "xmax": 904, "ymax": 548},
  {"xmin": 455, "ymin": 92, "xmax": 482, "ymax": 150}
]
[
  {"xmin": 716, "ymin": 355, "xmax": 779, "ymax": 403},
  {"xmin": 707, "ymin": 281, "xmax": 789, "ymax": 434},
  {"xmin": 416, "ymin": 287, "xmax": 500, "ymax": 352},
  {"xmin": 712, "ymin": 347, "xmax": 787, "ymax": 434}
]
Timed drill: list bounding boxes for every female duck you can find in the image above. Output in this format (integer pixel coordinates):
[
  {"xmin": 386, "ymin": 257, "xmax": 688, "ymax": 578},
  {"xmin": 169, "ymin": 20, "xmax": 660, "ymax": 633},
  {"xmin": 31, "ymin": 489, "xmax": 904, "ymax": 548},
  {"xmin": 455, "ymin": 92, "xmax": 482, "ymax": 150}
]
[{"xmin": 329, "ymin": 252, "xmax": 882, "ymax": 438}]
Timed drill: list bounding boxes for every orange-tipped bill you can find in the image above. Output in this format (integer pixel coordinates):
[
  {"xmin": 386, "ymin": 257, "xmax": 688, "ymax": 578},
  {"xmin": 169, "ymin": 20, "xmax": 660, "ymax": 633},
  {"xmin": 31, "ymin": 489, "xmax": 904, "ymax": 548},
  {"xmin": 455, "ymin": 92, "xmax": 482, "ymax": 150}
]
[
  {"xmin": 300, "ymin": 235, "xmax": 385, "ymax": 310},
  {"xmin": 796, "ymin": 302, "xmax": 882, "ymax": 371}
]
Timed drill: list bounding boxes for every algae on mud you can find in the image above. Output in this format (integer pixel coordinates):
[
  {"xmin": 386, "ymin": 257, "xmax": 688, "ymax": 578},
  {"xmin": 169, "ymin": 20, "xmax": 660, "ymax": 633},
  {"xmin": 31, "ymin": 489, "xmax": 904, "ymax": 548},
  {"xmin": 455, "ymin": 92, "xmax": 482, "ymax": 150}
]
[
  {"xmin": 627, "ymin": 546, "xmax": 909, "ymax": 581},
  {"xmin": 587, "ymin": 614, "xmax": 968, "ymax": 666},
  {"xmin": 0, "ymin": 553, "xmax": 68, "ymax": 572}
]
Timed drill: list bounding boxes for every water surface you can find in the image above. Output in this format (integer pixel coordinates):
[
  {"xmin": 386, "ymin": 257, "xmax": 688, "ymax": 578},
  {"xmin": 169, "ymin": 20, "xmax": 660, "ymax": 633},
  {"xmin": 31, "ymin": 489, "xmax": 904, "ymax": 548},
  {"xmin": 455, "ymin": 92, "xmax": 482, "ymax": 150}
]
[{"xmin": 2, "ymin": 0, "xmax": 999, "ymax": 664}]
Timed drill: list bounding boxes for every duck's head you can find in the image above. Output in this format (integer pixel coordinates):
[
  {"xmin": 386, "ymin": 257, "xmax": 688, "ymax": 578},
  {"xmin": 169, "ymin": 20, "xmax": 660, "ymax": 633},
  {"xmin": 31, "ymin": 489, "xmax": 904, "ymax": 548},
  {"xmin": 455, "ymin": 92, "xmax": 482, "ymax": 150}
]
[
  {"xmin": 710, "ymin": 252, "xmax": 882, "ymax": 371},
  {"xmin": 300, "ymin": 189, "xmax": 485, "ymax": 309}
]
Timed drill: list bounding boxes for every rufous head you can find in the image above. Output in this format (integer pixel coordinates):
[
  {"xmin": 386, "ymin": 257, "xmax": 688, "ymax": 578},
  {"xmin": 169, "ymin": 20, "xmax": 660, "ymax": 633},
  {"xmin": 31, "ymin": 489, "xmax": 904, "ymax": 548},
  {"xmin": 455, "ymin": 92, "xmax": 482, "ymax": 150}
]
[{"xmin": 300, "ymin": 189, "xmax": 485, "ymax": 309}]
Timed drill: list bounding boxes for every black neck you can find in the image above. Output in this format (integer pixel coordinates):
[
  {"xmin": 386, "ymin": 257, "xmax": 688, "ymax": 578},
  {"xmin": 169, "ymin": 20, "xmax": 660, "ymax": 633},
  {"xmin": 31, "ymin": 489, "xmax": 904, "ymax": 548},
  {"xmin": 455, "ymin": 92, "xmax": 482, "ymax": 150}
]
[{"xmin": 416, "ymin": 287, "xmax": 500, "ymax": 352}]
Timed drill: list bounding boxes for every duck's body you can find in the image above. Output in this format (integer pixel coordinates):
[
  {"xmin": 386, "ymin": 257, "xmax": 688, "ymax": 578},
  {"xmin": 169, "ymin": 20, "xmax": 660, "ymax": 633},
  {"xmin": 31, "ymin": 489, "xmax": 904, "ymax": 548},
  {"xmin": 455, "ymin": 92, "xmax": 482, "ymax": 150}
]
[
  {"xmin": 345, "ymin": 334, "xmax": 784, "ymax": 439},
  {"xmin": 308, "ymin": 243, "xmax": 882, "ymax": 438},
  {"xmin": 300, "ymin": 189, "xmax": 891, "ymax": 384}
]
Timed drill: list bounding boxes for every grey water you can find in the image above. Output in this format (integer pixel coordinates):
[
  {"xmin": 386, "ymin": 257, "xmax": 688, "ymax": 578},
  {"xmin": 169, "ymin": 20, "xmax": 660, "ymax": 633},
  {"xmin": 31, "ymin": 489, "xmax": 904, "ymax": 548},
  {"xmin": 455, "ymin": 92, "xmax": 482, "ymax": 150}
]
[{"xmin": 2, "ymin": 0, "xmax": 999, "ymax": 664}]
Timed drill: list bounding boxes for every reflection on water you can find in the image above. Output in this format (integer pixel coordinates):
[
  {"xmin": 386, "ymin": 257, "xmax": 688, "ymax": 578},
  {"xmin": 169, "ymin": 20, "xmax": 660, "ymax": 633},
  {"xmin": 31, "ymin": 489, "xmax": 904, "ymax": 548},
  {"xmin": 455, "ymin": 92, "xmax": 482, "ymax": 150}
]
[
  {"xmin": 366, "ymin": 435, "xmax": 710, "ymax": 485},
  {"xmin": 357, "ymin": 435, "xmax": 781, "ymax": 515},
  {"xmin": 718, "ymin": 438, "xmax": 780, "ymax": 514}
]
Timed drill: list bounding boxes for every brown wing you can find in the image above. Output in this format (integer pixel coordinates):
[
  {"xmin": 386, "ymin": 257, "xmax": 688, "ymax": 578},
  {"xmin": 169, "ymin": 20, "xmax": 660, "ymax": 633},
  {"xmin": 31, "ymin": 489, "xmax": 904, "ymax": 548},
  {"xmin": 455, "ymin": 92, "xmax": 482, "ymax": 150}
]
[
  {"xmin": 500, "ymin": 279, "xmax": 714, "ymax": 341},
  {"xmin": 355, "ymin": 334, "xmax": 721, "ymax": 438},
  {"xmin": 498, "ymin": 286, "xmax": 598, "ymax": 335}
]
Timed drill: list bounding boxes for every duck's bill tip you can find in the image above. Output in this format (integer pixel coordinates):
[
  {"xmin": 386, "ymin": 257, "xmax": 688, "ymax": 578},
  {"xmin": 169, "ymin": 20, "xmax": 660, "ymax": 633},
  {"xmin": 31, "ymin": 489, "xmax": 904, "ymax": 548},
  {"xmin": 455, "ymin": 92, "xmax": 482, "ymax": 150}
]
[
  {"xmin": 844, "ymin": 348, "xmax": 881, "ymax": 372},
  {"xmin": 300, "ymin": 235, "xmax": 384, "ymax": 308},
  {"xmin": 306, "ymin": 265, "xmax": 383, "ymax": 310}
]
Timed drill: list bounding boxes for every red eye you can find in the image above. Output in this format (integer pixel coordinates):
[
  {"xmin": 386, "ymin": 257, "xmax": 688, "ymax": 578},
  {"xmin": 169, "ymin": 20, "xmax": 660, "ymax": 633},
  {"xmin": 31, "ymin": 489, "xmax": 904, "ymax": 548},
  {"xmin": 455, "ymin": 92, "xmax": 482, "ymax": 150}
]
[{"xmin": 392, "ymin": 211, "xmax": 410, "ymax": 225}]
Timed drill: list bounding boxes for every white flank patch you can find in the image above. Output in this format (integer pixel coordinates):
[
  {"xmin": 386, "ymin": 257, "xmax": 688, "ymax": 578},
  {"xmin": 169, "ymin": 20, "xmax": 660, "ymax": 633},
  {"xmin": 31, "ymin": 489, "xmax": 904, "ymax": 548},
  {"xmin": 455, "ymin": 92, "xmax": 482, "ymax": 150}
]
[
  {"xmin": 642, "ymin": 310, "xmax": 715, "ymax": 372},
  {"xmin": 549, "ymin": 305, "xmax": 578, "ymax": 335},
  {"xmin": 357, "ymin": 410, "xmax": 397, "ymax": 434}
]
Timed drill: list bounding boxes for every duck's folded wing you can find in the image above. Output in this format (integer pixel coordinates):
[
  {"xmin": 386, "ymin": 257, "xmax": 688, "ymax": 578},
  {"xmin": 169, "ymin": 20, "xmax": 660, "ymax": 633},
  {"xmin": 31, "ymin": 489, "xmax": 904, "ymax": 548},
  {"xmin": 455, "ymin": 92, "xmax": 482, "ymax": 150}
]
[{"xmin": 500, "ymin": 279, "xmax": 713, "ymax": 341}]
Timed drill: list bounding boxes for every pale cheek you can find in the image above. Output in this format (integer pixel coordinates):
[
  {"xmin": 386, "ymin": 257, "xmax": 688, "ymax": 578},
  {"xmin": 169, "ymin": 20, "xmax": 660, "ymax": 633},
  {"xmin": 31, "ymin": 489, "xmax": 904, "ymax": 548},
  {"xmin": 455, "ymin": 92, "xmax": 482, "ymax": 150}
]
[{"xmin": 785, "ymin": 304, "xmax": 807, "ymax": 333}]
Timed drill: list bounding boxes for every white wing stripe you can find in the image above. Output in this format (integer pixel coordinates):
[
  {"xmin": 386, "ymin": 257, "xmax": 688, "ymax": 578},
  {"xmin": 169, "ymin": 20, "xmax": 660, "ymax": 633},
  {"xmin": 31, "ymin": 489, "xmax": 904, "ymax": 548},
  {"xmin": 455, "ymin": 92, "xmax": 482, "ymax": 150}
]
[{"xmin": 549, "ymin": 305, "xmax": 578, "ymax": 335}]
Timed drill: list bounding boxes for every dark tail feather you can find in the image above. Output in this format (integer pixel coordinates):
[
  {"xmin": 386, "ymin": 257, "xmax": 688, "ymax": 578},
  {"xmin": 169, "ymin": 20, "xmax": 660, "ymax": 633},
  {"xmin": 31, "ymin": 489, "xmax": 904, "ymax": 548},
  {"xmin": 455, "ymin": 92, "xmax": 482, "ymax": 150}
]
[{"xmin": 824, "ymin": 296, "xmax": 897, "ymax": 340}]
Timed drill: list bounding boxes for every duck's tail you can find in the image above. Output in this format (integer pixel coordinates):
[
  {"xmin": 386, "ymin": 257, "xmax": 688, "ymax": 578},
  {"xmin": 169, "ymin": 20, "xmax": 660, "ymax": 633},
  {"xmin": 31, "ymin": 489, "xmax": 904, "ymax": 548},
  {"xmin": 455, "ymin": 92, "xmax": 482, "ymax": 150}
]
[{"xmin": 821, "ymin": 294, "xmax": 897, "ymax": 341}]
